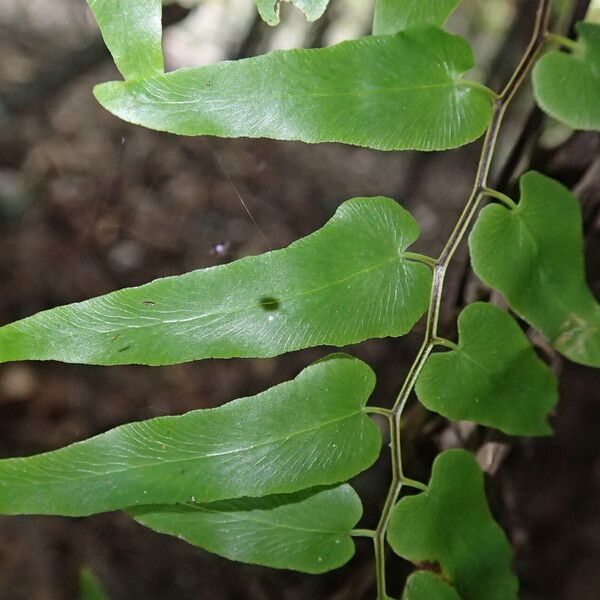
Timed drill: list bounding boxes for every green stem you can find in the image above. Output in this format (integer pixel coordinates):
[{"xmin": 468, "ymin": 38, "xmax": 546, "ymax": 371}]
[
  {"xmin": 462, "ymin": 79, "xmax": 500, "ymax": 101},
  {"xmin": 545, "ymin": 31, "xmax": 580, "ymax": 51},
  {"xmin": 403, "ymin": 252, "xmax": 438, "ymax": 268},
  {"xmin": 373, "ymin": 415, "xmax": 402, "ymax": 599},
  {"xmin": 365, "ymin": 406, "xmax": 393, "ymax": 418},
  {"xmin": 400, "ymin": 476, "xmax": 427, "ymax": 492},
  {"xmin": 371, "ymin": 2, "xmax": 551, "ymax": 597},
  {"xmin": 351, "ymin": 528, "xmax": 376, "ymax": 538},
  {"xmin": 433, "ymin": 337, "xmax": 459, "ymax": 351},
  {"xmin": 482, "ymin": 187, "xmax": 518, "ymax": 210}
]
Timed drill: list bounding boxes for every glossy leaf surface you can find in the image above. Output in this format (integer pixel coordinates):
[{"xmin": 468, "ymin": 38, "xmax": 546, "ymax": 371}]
[
  {"xmin": 0, "ymin": 356, "xmax": 381, "ymax": 516},
  {"xmin": 470, "ymin": 171, "xmax": 600, "ymax": 367},
  {"xmin": 0, "ymin": 198, "xmax": 431, "ymax": 366},
  {"xmin": 533, "ymin": 22, "xmax": 600, "ymax": 131},
  {"xmin": 86, "ymin": 0, "xmax": 164, "ymax": 80},
  {"xmin": 255, "ymin": 0, "xmax": 331, "ymax": 25},
  {"xmin": 132, "ymin": 484, "xmax": 361, "ymax": 573},
  {"xmin": 94, "ymin": 27, "xmax": 493, "ymax": 151},
  {"xmin": 403, "ymin": 571, "xmax": 461, "ymax": 600},
  {"xmin": 373, "ymin": 0, "xmax": 459, "ymax": 35},
  {"xmin": 388, "ymin": 450, "xmax": 518, "ymax": 600},
  {"xmin": 416, "ymin": 303, "xmax": 558, "ymax": 436}
]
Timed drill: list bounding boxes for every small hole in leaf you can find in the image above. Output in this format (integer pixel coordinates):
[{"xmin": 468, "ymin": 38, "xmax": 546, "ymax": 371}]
[
  {"xmin": 143, "ymin": 300, "xmax": 156, "ymax": 307},
  {"xmin": 258, "ymin": 296, "xmax": 281, "ymax": 311}
]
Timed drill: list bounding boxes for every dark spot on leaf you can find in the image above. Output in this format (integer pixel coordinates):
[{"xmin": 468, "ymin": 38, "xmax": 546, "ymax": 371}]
[
  {"xmin": 258, "ymin": 296, "xmax": 281, "ymax": 311},
  {"xmin": 118, "ymin": 345, "xmax": 132, "ymax": 353},
  {"xmin": 143, "ymin": 300, "xmax": 156, "ymax": 307}
]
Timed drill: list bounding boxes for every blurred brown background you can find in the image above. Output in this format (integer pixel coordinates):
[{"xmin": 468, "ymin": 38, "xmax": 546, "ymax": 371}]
[{"xmin": 0, "ymin": 0, "xmax": 599, "ymax": 598}]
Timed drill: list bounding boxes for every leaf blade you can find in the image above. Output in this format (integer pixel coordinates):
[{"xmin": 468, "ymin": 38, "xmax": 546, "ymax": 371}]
[
  {"xmin": 373, "ymin": 0, "xmax": 460, "ymax": 35},
  {"xmin": 93, "ymin": 27, "xmax": 493, "ymax": 151},
  {"xmin": 469, "ymin": 171, "xmax": 600, "ymax": 367},
  {"xmin": 86, "ymin": 0, "xmax": 164, "ymax": 80},
  {"xmin": 132, "ymin": 484, "xmax": 361, "ymax": 574},
  {"xmin": 388, "ymin": 449, "xmax": 518, "ymax": 600},
  {"xmin": 0, "ymin": 197, "xmax": 431, "ymax": 366},
  {"xmin": 533, "ymin": 22, "xmax": 600, "ymax": 131},
  {"xmin": 0, "ymin": 356, "xmax": 381, "ymax": 516},
  {"xmin": 416, "ymin": 302, "xmax": 558, "ymax": 436}
]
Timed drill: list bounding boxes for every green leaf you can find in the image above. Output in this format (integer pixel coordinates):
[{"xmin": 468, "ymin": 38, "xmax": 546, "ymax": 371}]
[
  {"xmin": 402, "ymin": 571, "xmax": 461, "ymax": 600},
  {"xmin": 93, "ymin": 27, "xmax": 494, "ymax": 151},
  {"xmin": 0, "ymin": 356, "xmax": 380, "ymax": 516},
  {"xmin": 255, "ymin": 0, "xmax": 331, "ymax": 25},
  {"xmin": 80, "ymin": 568, "xmax": 108, "ymax": 600},
  {"xmin": 373, "ymin": 0, "xmax": 460, "ymax": 35},
  {"xmin": 416, "ymin": 302, "xmax": 558, "ymax": 436},
  {"xmin": 388, "ymin": 449, "xmax": 518, "ymax": 600},
  {"xmin": 0, "ymin": 197, "xmax": 431, "ymax": 366},
  {"xmin": 470, "ymin": 171, "xmax": 600, "ymax": 367},
  {"xmin": 533, "ymin": 22, "xmax": 600, "ymax": 131},
  {"xmin": 132, "ymin": 484, "xmax": 361, "ymax": 574},
  {"xmin": 86, "ymin": 0, "xmax": 164, "ymax": 80}
]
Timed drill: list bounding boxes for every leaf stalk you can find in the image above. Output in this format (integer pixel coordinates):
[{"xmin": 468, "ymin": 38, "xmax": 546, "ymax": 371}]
[
  {"xmin": 545, "ymin": 31, "xmax": 580, "ymax": 51},
  {"xmin": 403, "ymin": 252, "xmax": 438, "ymax": 268},
  {"xmin": 433, "ymin": 337, "xmax": 459, "ymax": 351},
  {"xmin": 351, "ymin": 528, "xmax": 376, "ymax": 538},
  {"xmin": 482, "ymin": 187, "xmax": 518, "ymax": 209},
  {"xmin": 365, "ymin": 406, "xmax": 393, "ymax": 418}
]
